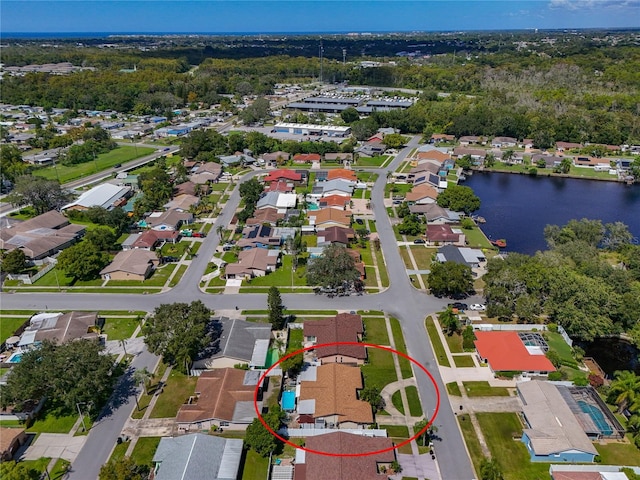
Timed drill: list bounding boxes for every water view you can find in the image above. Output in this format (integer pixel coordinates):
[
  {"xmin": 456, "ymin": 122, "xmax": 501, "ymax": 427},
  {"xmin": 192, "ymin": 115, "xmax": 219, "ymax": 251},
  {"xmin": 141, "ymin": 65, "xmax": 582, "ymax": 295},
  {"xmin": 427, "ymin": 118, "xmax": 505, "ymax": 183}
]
[{"xmin": 465, "ymin": 172, "xmax": 640, "ymax": 255}]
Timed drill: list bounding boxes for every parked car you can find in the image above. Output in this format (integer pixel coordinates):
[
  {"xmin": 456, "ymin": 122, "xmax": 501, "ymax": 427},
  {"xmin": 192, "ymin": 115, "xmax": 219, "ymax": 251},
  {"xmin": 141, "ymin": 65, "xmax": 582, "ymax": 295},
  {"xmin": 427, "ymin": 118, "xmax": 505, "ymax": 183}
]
[
  {"xmin": 355, "ymin": 218, "xmax": 364, "ymax": 225},
  {"xmin": 448, "ymin": 302, "xmax": 468, "ymax": 311},
  {"xmin": 413, "ymin": 238, "xmax": 426, "ymax": 244},
  {"xmin": 113, "ymin": 163, "xmax": 121, "ymax": 168},
  {"xmin": 192, "ymin": 232, "xmax": 206, "ymax": 238},
  {"xmin": 163, "ymin": 147, "xmax": 171, "ymax": 151},
  {"xmin": 469, "ymin": 304, "xmax": 486, "ymax": 311},
  {"xmin": 162, "ymin": 256, "xmax": 180, "ymax": 263}
]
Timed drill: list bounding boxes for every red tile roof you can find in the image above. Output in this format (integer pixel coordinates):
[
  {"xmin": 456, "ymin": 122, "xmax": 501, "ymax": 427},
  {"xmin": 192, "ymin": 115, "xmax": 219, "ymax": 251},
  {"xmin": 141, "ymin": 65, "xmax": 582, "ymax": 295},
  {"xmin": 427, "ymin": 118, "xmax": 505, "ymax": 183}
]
[
  {"xmin": 293, "ymin": 153, "xmax": 321, "ymax": 162},
  {"xmin": 327, "ymin": 169, "xmax": 357, "ymax": 181},
  {"xmin": 474, "ymin": 331, "xmax": 556, "ymax": 372},
  {"xmin": 263, "ymin": 169, "xmax": 302, "ymax": 183}
]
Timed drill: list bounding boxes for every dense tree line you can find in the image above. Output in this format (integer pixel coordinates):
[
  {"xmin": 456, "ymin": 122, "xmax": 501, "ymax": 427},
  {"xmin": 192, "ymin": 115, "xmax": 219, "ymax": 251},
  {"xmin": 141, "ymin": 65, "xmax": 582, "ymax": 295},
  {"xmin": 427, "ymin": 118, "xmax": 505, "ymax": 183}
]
[{"xmin": 483, "ymin": 219, "xmax": 640, "ymax": 342}]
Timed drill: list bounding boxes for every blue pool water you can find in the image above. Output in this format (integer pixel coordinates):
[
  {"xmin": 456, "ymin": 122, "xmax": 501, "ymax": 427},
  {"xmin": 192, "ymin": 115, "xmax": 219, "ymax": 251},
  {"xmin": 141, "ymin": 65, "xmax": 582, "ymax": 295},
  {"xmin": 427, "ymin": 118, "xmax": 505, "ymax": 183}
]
[
  {"xmin": 282, "ymin": 390, "xmax": 296, "ymax": 411},
  {"xmin": 7, "ymin": 353, "xmax": 23, "ymax": 364},
  {"xmin": 578, "ymin": 400, "xmax": 613, "ymax": 435},
  {"xmin": 266, "ymin": 348, "xmax": 280, "ymax": 368},
  {"xmin": 307, "ymin": 203, "xmax": 320, "ymax": 211}
]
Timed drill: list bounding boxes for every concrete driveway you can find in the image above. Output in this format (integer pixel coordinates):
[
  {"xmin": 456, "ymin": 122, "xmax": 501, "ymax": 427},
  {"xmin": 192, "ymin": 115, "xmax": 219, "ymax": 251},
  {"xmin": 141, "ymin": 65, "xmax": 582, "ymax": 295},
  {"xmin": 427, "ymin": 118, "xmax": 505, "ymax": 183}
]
[{"xmin": 22, "ymin": 433, "xmax": 87, "ymax": 463}]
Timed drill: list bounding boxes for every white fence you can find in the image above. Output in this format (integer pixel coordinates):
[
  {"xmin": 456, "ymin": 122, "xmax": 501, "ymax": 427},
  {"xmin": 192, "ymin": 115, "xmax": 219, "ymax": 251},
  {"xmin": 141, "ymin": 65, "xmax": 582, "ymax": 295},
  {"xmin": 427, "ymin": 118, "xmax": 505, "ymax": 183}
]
[
  {"xmin": 473, "ymin": 324, "xmax": 547, "ymax": 332},
  {"xmin": 557, "ymin": 325, "xmax": 573, "ymax": 347},
  {"xmin": 281, "ymin": 427, "xmax": 388, "ymax": 438},
  {"xmin": 8, "ymin": 258, "xmax": 57, "ymax": 285}
]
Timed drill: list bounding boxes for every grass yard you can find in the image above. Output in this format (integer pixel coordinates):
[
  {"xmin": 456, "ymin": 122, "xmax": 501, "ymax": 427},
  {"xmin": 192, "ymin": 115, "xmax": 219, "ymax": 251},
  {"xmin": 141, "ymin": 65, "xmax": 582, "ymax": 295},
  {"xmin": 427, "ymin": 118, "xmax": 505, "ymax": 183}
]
[
  {"xmin": 34, "ymin": 146, "xmax": 155, "ymax": 183},
  {"xmin": 405, "ymin": 386, "xmax": 423, "ymax": 417},
  {"xmin": 108, "ymin": 440, "xmax": 129, "ymax": 464},
  {"xmin": 28, "ymin": 410, "xmax": 77, "ymax": 434},
  {"xmin": 356, "ymin": 155, "xmax": 389, "ymax": 167},
  {"xmin": 131, "ymin": 437, "xmax": 161, "ymax": 468},
  {"xmin": 390, "ymin": 317, "xmax": 413, "ymax": 379},
  {"xmin": 544, "ymin": 331, "xmax": 577, "ymax": 367},
  {"xmin": 399, "ymin": 248, "xmax": 414, "ymax": 269},
  {"xmin": 476, "ymin": 412, "xmax": 550, "ymax": 480},
  {"xmin": 362, "ymin": 348, "xmax": 398, "ymax": 391},
  {"xmin": 0, "ymin": 317, "xmax": 28, "ymax": 344},
  {"xmin": 131, "ymin": 362, "xmax": 169, "ymax": 420},
  {"xmin": 425, "ymin": 316, "xmax": 450, "ymax": 367},
  {"xmin": 101, "ymin": 316, "xmax": 140, "ymax": 341},
  {"xmin": 364, "ymin": 317, "xmax": 390, "ymax": 345},
  {"xmin": 160, "ymin": 241, "xmax": 191, "ymax": 258},
  {"xmin": 375, "ymin": 249, "xmax": 389, "ymax": 287},
  {"xmin": 392, "ymin": 390, "xmax": 405, "ymax": 415},
  {"xmin": 458, "ymin": 414, "xmax": 484, "ymax": 475},
  {"xmin": 445, "ymin": 332, "xmax": 464, "ymax": 354},
  {"xmin": 595, "ymin": 436, "xmax": 640, "ymax": 465},
  {"xmin": 382, "ymin": 425, "xmax": 410, "ymax": 438},
  {"xmin": 50, "ymin": 458, "xmax": 71, "ymax": 479},
  {"xmin": 169, "ymin": 264, "xmax": 188, "ymax": 287},
  {"xmin": 463, "ymin": 381, "xmax": 510, "ymax": 397},
  {"xmin": 241, "ymin": 449, "xmax": 270, "ymax": 480},
  {"xmin": 244, "ymin": 255, "xmax": 307, "ymax": 287},
  {"xmin": 464, "ymin": 226, "xmax": 494, "ymax": 249},
  {"xmin": 407, "ymin": 246, "xmax": 436, "ymax": 270},
  {"xmin": 453, "ymin": 355, "xmax": 476, "ymax": 368},
  {"xmin": 107, "ymin": 264, "xmax": 176, "ymax": 287},
  {"xmin": 150, "ymin": 369, "xmax": 197, "ymax": 418},
  {"xmin": 447, "ymin": 382, "xmax": 462, "ymax": 396},
  {"xmin": 32, "ymin": 268, "xmax": 104, "ymax": 287},
  {"xmin": 20, "ymin": 458, "xmax": 51, "ymax": 477}
]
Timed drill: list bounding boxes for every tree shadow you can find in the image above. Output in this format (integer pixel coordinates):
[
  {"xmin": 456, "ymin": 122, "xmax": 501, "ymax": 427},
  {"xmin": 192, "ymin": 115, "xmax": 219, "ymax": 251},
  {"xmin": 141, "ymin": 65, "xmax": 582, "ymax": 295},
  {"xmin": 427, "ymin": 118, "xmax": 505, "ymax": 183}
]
[{"xmin": 94, "ymin": 367, "xmax": 138, "ymax": 421}]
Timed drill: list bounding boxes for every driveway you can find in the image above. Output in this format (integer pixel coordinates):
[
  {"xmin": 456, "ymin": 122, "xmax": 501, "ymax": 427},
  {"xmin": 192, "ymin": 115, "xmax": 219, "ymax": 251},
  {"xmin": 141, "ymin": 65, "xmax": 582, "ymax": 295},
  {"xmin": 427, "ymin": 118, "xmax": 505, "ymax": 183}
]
[{"xmin": 21, "ymin": 433, "xmax": 87, "ymax": 463}]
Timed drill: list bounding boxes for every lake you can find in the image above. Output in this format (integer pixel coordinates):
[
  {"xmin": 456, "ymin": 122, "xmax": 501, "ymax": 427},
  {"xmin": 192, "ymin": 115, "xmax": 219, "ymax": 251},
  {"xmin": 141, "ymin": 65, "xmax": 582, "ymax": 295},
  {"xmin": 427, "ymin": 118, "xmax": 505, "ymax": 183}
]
[{"xmin": 464, "ymin": 172, "xmax": 640, "ymax": 254}]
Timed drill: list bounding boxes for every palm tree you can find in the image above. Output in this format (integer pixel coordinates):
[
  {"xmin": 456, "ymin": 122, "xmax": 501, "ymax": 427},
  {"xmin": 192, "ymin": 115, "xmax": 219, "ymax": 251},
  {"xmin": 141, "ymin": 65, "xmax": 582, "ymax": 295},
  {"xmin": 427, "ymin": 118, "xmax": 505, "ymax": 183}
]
[
  {"xmin": 609, "ymin": 370, "xmax": 640, "ymax": 414},
  {"xmin": 133, "ymin": 367, "xmax": 154, "ymax": 396}
]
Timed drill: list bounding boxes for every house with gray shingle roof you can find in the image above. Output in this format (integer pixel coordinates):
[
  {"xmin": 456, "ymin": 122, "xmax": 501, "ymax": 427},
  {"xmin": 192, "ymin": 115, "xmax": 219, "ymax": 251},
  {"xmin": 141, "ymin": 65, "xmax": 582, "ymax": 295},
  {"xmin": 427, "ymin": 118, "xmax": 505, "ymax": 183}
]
[{"xmin": 153, "ymin": 433, "xmax": 242, "ymax": 480}]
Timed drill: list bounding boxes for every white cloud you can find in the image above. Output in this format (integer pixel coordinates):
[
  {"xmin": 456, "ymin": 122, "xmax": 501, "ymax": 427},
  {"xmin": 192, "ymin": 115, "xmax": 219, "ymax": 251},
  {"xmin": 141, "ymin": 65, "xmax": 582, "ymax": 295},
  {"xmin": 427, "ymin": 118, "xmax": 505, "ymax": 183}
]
[{"xmin": 549, "ymin": 0, "xmax": 640, "ymax": 9}]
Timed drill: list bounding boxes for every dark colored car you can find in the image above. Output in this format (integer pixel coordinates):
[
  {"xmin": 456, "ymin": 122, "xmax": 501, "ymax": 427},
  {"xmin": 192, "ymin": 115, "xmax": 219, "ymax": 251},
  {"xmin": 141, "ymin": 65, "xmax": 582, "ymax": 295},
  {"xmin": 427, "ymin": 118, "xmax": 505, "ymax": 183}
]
[
  {"xmin": 355, "ymin": 218, "xmax": 364, "ymax": 225},
  {"xmin": 448, "ymin": 302, "xmax": 468, "ymax": 311},
  {"xmin": 162, "ymin": 256, "xmax": 179, "ymax": 263},
  {"xmin": 413, "ymin": 238, "xmax": 426, "ymax": 244},
  {"xmin": 113, "ymin": 163, "xmax": 121, "ymax": 168}
]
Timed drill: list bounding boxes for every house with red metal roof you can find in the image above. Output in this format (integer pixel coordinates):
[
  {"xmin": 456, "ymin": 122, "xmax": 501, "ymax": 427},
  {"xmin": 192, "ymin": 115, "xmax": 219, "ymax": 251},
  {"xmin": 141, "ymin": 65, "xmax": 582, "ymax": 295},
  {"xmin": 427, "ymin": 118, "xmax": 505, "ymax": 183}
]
[
  {"xmin": 474, "ymin": 331, "xmax": 556, "ymax": 374},
  {"xmin": 263, "ymin": 169, "xmax": 302, "ymax": 184}
]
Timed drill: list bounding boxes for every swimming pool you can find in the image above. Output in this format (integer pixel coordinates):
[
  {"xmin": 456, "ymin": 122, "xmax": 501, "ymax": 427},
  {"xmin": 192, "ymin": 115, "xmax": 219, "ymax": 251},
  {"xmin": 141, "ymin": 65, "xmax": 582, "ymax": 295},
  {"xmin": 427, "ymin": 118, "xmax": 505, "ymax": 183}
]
[
  {"xmin": 6, "ymin": 352, "xmax": 23, "ymax": 364},
  {"xmin": 578, "ymin": 400, "xmax": 613, "ymax": 435},
  {"xmin": 282, "ymin": 390, "xmax": 296, "ymax": 411},
  {"xmin": 307, "ymin": 203, "xmax": 320, "ymax": 211},
  {"xmin": 266, "ymin": 348, "xmax": 280, "ymax": 368}
]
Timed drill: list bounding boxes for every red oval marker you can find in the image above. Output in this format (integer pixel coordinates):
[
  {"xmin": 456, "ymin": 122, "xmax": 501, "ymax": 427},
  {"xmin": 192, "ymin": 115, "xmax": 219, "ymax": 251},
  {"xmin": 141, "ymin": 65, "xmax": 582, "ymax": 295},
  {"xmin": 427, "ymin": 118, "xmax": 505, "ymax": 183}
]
[{"xmin": 254, "ymin": 341, "xmax": 440, "ymax": 457}]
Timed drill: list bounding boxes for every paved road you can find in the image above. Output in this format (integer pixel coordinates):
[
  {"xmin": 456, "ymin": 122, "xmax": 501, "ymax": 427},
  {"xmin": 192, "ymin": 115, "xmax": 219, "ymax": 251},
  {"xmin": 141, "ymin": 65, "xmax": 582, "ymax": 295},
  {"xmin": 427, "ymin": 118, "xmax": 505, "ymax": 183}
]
[
  {"xmin": 66, "ymin": 349, "xmax": 159, "ymax": 480},
  {"xmin": 0, "ymin": 137, "xmax": 481, "ymax": 480}
]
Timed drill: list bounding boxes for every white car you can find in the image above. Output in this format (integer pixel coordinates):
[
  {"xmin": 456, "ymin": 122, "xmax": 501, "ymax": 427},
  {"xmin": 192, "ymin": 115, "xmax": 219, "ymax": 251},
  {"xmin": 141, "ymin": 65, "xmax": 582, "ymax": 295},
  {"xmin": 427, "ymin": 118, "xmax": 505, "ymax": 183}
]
[{"xmin": 469, "ymin": 304, "xmax": 486, "ymax": 311}]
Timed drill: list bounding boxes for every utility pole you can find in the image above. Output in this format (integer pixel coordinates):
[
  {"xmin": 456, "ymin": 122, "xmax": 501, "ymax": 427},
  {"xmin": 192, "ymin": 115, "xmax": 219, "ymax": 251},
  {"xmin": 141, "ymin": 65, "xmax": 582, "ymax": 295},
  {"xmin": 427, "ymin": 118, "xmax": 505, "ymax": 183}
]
[
  {"xmin": 319, "ymin": 39, "xmax": 324, "ymax": 84},
  {"xmin": 76, "ymin": 402, "xmax": 87, "ymax": 432},
  {"xmin": 342, "ymin": 48, "xmax": 346, "ymax": 66}
]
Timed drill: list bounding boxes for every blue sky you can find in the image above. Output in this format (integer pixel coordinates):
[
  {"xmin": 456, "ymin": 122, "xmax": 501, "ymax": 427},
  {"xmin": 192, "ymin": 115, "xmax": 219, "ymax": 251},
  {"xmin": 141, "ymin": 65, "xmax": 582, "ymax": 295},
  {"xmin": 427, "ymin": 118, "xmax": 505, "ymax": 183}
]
[{"xmin": 2, "ymin": 1, "xmax": 639, "ymax": 33}]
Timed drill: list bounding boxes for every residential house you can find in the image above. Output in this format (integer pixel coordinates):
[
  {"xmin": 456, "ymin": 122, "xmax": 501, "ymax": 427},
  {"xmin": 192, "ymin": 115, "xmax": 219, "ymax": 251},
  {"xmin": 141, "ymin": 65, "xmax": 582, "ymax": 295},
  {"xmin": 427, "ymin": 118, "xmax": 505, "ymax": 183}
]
[
  {"xmin": 293, "ymin": 153, "xmax": 321, "ymax": 164},
  {"xmin": 356, "ymin": 142, "xmax": 386, "ymax": 157},
  {"xmin": 452, "ymin": 147, "xmax": 487, "ymax": 163},
  {"xmin": 0, "ymin": 428, "xmax": 27, "ymax": 461},
  {"xmin": 405, "ymin": 184, "xmax": 438, "ymax": 204},
  {"xmin": 413, "ymin": 149, "xmax": 451, "ymax": 163},
  {"xmin": 189, "ymin": 162, "xmax": 222, "ymax": 184},
  {"xmin": 549, "ymin": 465, "xmax": 637, "ymax": 479},
  {"xmin": 121, "ymin": 230, "xmax": 180, "ymax": 250},
  {"xmin": 144, "ymin": 210, "xmax": 193, "ymax": 231},
  {"xmin": 346, "ymin": 249, "xmax": 366, "ymax": 280},
  {"xmin": 520, "ymin": 139, "xmax": 534, "ymax": 149},
  {"xmin": 409, "ymin": 204, "xmax": 459, "ymax": 224},
  {"xmin": 491, "ymin": 136, "xmax": 517, "ymax": 148},
  {"xmin": 62, "ymin": 184, "xmax": 131, "ymax": 212},
  {"xmin": 256, "ymin": 192, "xmax": 297, "ymax": 212},
  {"xmin": 0, "ymin": 210, "xmax": 85, "ymax": 260},
  {"xmin": 518, "ymin": 380, "xmax": 598, "ymax": 462},
  {"xmin": 262, "ymin": 151, "xmax": 290, "ymax": 164},
  {"xmin": 319, "ymin": 179, "xmax": 355, "ymax": 197},
  {"xmin": 263, "ymin": 169, "xmax": 302, "ymax": 184},
  {"xmin": 224, "ymin": 248, "xmax": 280, "ymax": 279},
  {"xmin": 412, "ymin": 172, "xmax": 445, "ymax": 190},
  {"xmin": 245, "ymin": 207, "xmax": 284, "ymax": 226},
  {"xmin": 303, "ymin": 313, "xmax": 366, "ymax": 365},
  {"xmin": 219, "ymin": 153, "xmax": 255, "ymax": 167},
  {"xmin": 265, "ymin": 180, "xmax": 294, "ymax": 193},
  {"xmin": 293, "ymin": 432, "xmax": 395, "ymax": 480},
  {"xmin": 327, "ymin": 169, "xmax": 357, "ymax": 182},
  {"xmin": 556, "ymin": 141, "xmax": 582, "ymax": 152},
  {"xmin": 317, "ymin": 226, "xmax": 354, "ymax": 247},
  {"xmin": 176, "ymin": 368, "xmax": 264, "ymax": 431},
  {"xmin": 174, "ymin": 181, "xmax": 196, "ymax": 196},
  {"xmin": 164, "ymin": 194, "xmax": 199, "ymax": 211},
  {"xmin": 100, "ymin": 249, "xmax": 159, "ymax": 281},
  {"xmin": 193, "ymin": 317, "xmax": 271, "ymax": 370},
  {"xmin": 436, "ymin": 245, "xmax": 486, "ymax": 268},
  {"xmin": 152, "ymin": 434, "xmax": 243, "ymax": 480},
  {"xmin": 238, "ymin": 224, "xmax": 282, "ymax": 249},
  {"xmin": 458, "ymin": 135, "xmax": 486, "ymax": 146},
  {"xmin": 324, "ymin": 153, "xmax": 353, "ymax": 163},
  {"xmin": 18, "ymin": 311, "xmax": 99, "ymax": 348},
  {"xmin": 309, "ymin": 208, "xmax": 351, "ymax": 229},
  {"xmin": 430, "ymin": 133, "xmax": 455, "ymax": 144},
  {"xmin": 531, "ymin": 154, "xmax": 563, "ymax": 169},
  {"xmin": 297, "ymin": 364, "xmax": 373, "ymax": 429},
  {"xmin": 474, "ymin": 331, "xmax": 556, "ymax": 375},
  {"xmin": 318, "ymin": 194, "xmax": 351, "ymax": 210},
  {"xmin": 424, "ymin": 225, "xmax": 465, "ymax": 246}
]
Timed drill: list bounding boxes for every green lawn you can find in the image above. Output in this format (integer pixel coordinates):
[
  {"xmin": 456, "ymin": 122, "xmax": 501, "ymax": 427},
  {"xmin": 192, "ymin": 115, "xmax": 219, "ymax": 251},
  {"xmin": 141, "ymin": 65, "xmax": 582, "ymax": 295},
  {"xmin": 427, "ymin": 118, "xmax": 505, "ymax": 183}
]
[
  {"xmin": 131, "ymin": 362, "xmax": 169, "ymax": 420},
  {"xmin": 458, "ymin": 414, "xmax": 484, "ymax": 475},
  {"xmin": 405, "ymin": 386, "xmax": 423, "ymax": 417},
  {"xmin": 107, "ymin": 264, "xmax": 176, "ymax": 287},
  {"xmin": 406, "ymin": 246, "xmax": 436, "ymax": 270},
  {"xmin": 108, "ymin": 441, "xmax": 129, "ymax": 464},
  {"xmin": 595, "ymin": 435, "xmax": 640, "ymax": 465},
  {"xmin": 356, "ymin": 155, "xmax": 389, "ymax": 167},
  {"xmin": 476, "ymin": 412, "xmax": 550, "ymax": 480},
  {"xmin": 241, "ymin": 449, "xmax": 270, "ymax": 480},
  {"xmin": 447, "ymin": 382, "xmax": 462, "ymax": 396},
  {"xmin": 33, "ymin": 146, "xmax": 155, "ymax": 183},
  {"xmin": 160, "ymin": 241, "xmax": 191, "ymax": 258},
  {"xmin": 0, "ymin": 317, "xmax": 28, "ymax": 344},
  {"xmin": 32, "ymin": 268, "xmax": 104, "ymax": 287},
  {"xmin": 364, "ymin": 317, "xmax": 389, "ymax": 345},
  {"xmin": 463, "ymin": 226, "xmax": 493, "ymax": 249},
  {"xmin": 28, "ymin": 410, "xmax": 77, "ymax": 434},
  {"xmin": 243, "ymin": 255, "xmax": 308, "ymax": 287},
  {"xmin": 50, "ymin": 458, "xmax": 71, "ymax": 479},
  {"xmin": 131, "ymin": 437, "xmax": 161, "ymax": 467},
  {"xmin": 390, "ymin": 317, "xmax": 413, "ymax": 379},
  {"xmin": 445, "ymin": 332, "xmax": 464, "ymax": 354},
  {"xmin": 101, "ymin": 316, "xmax": 140, "ymax": 341},
  {"xmin": 462, "ymin": 381, "xmax": 510, "ymax": 397},
  {"xmin": 392, "ymin": 389, "xmax": 405, "ymax": 415},
  {"xmin": 169, "ymin": 264, "xmax": 188, "ymax": 287},
  {"xmin": 362, "ymin": 348, "xmax": 398, "ymax": 391},
  {"xmin": 453, "ymin": 355, "xmax": 476, "ymax": 368},
  {"xmin": 150, "ymin": 369, "xmax": 197, "ymax": 418},
  {"xmin": 544, "ymin": 332, "xmax": 577, "ymax": 367},
  {"xmin": 382, "ymin": 425, "xmax": 410, "ymax": 438},
  {"xmin": 20, "ymin": 457, "xmax": 51, "ymax": 477},
  {"xmin": 425, "ymin": 316, "xmax": 450, "ymax": 367}
]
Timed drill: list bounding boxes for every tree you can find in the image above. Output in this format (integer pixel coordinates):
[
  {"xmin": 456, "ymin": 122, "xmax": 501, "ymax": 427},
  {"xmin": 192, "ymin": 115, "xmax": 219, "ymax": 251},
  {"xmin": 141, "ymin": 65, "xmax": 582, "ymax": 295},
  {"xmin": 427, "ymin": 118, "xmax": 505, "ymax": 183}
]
[
  {"xmin": 382, "ymin": 133, "xmax": 408, "ymax": 149},
  {"xmin": 143, "ymin": 301, "xmax": 212, "ymax": 373},
  {"xmin": 479, "ymin": 458, "xmax": 504, "ymax": 480},
  {"xmin": 0, "ymin": 461, "xmax": 40, "ymax": 480},
  {"xmin": 7, "ymin": 175, "xmax": 72, "ymax": 215},
  {"xmin": 3, "ymin": 339, "xmax": 115, "ymax": 414},
  {"xmin": 99, "ymin": 456, "xmax": 147, "ymax": 480},
  {"xmin": 502, "ymin": 149, "xmax": 515, "ymax": 164},
  {"xmin": 630, "ymin": 157, "xmax": 640, "ymax": 183},
  {"xmin": 240, "ymin": 97, "xmax": 271, "ymax": 125},
  {"xmin": 360, "ymin": 385, "xmax": 385, "ymax": 412},
  {"xmin": 306, "ymin": 244, "xmax": 360, "ymax": 289},
  {"xmin": 133, "ymin": 367, "xmax": 153, "ymax": 396},
  {"xmin": 439, "ymin": 308, "xmax": 460, "ymax": 335},
  {"xmin": 1, "ymin": 248, "xmax": 27, "ymax": 274},
  {"xmin": 57, "ymin": 243, "xmax": 109, "ymax": 281},
  {"xmin": 414, "ymin": 419, "xmax": 438, "ymax": 446},
  {"xmin": 558, "ymin": 157, "xmax": 572, "ymax": 174},
  {"xmin": 545, "ymin": 350, "xmax": 562, "ymax": 369},
  {"xmin": 245, "ymin": 406, "xmax": 285, "ymax": 456},
  {"xmin": 350, "ymin": 117, "xmax": 378, "ymax": 141},
  {"xmin": 84, "ymin": 226, "xmax": 118, "ymax": 251},
  {"xmin": 603, "ymin": 222, "xmax": 633, "ymax": 250},
  {"xmin": 0, "ymin": 145, "xmax": 30, "ymax": 183},
  {"xmin": 436, "ymin": 185, "xmax": 480, "ymax": 214},
  {"xmin": 483, "ymin": 152, "xmax": 496, "ymax": 168},
  {"xmin": 608, "ymin": 370, "xmax": 640, "ymax": 414},
  {"xmin": 340, "ymin": 107, "xmax": 360, "ymax": 124},
  {"xmin": 268, "ymin": 287, "xmax": 285, "ymax": 330},
  {"xmin": 397, "ymin": 214, "xmax": 423, "ymax": 236},
  {"xmin": 427, "ymin": 261, "xmax": 474, "ymax": 297}
]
